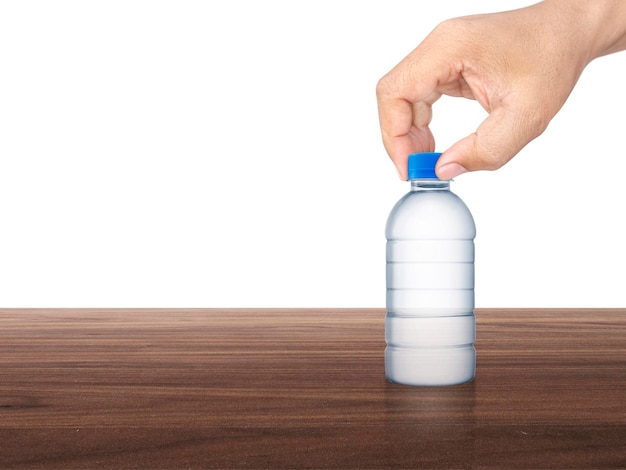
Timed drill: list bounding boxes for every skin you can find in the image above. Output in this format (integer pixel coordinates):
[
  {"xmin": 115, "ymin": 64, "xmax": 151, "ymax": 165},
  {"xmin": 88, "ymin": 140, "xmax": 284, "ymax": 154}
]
[{"xmin": 377, "ymin": 0, "xmax": 626, "ymax": 180}]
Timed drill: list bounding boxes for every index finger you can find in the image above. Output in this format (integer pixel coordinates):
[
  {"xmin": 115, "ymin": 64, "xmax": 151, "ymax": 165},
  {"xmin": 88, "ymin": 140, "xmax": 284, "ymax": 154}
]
[
  {"xmin": 376, "ymin": 85, "xmax": 439, "ymax": 179},
  {"xmin": 376, "ymin": 52, "xmax": 450, "ymax": 178}
]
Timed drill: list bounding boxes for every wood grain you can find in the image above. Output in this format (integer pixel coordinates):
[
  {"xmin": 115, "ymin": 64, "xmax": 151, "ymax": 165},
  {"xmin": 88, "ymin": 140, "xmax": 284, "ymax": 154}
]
[{"xmin": 0, "ymin": 309, "xmax": 625, "ymax": 469}]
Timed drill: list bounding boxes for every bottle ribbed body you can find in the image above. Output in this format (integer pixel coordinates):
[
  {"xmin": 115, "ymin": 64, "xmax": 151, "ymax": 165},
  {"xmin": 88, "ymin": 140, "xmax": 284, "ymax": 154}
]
[{"xmin": 385, "ymin": 180, "xmax": 476, "ymax": 386}]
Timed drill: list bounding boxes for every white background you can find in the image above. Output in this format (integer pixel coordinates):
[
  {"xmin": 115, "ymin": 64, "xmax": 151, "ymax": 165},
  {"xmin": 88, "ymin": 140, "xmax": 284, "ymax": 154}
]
[{"xmin": 1, "ymin": 1, "xmax": 624, "ymax": 307}]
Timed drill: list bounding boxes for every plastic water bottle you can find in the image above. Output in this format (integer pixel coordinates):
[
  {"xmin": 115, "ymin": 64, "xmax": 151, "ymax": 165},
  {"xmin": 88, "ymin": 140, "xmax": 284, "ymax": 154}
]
[{"xmin": 385, "ymin": 152, "xmax": 476, "ymax": 386}]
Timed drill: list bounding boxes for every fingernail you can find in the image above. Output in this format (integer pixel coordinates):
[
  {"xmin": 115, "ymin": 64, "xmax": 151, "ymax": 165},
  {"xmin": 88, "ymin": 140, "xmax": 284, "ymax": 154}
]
[
  {"xmin": 437, "ymin": 163, "xmax": 467, "ymax": 180},
  {"xmin": 395, "ymin": 164, "xmax": 407, "ymax": 181}
]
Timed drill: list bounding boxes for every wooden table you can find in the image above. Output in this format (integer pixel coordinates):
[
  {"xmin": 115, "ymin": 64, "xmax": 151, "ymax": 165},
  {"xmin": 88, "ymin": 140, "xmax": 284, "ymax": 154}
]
[{"xmin": 1, "ymin": 309, "xmax": 625, "ymax": 469}]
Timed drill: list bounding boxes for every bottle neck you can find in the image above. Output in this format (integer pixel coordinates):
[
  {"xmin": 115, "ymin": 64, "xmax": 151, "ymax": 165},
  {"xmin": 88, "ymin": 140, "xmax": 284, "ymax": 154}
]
[{"xmin": 410, "ymin": 179, "xmax": 450, "ymax": 191}]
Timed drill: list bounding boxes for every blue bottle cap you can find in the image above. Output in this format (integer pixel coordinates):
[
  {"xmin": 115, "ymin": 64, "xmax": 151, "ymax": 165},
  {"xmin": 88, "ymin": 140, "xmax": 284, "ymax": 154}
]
[{"xmin": 408, "ymin": 152, "xmax": 442, "ymax": 179}]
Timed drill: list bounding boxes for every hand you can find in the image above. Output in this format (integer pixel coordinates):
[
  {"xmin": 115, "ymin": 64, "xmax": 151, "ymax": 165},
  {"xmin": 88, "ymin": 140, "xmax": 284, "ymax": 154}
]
[{"xmin": 376, "ymin": 0, "xmax": 626, "ymax": 180}]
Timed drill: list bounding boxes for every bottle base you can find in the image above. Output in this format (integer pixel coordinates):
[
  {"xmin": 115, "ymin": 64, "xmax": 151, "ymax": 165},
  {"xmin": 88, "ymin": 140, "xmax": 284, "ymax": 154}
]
[{"xmin": 385, "ymin": 345, "xmax": 475, "ymax": 386}]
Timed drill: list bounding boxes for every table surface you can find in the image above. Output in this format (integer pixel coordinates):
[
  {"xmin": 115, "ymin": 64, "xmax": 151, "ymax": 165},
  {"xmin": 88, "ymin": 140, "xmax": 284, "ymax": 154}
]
[{"xmin": 1, "ymin": 309, "xmax": 625, "ymax": 469}]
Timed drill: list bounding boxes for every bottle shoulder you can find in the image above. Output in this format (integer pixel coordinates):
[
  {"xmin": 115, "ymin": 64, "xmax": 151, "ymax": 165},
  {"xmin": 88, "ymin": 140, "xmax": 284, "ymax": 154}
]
[{"xmin": 386, "ymin": 190, "xmax": 476, "ymax": 240}]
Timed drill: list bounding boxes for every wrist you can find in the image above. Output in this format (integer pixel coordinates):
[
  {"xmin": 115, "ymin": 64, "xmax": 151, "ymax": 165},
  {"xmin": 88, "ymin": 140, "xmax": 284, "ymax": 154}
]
[
  {"xmin": 540, "ymin": 0, "xmax": 626, "ymax": 61},
  {"xmin": 593, "ymin": 1, "xmax": 626, "ymax": 57}
]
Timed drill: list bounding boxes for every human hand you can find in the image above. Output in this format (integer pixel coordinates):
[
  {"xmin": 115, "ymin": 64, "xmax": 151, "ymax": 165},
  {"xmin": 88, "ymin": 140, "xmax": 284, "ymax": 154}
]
[{"xmin": 376, "ymin": 0, "xmax": 626, "ymax": 180}]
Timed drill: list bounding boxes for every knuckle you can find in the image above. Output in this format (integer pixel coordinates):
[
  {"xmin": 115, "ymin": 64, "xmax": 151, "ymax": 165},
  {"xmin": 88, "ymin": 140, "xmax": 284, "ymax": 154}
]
[
  {"xmin": 473, "ymin": 137, "xmax": 510, "ymax": 171},
  {"xmin": 526, "ymin": 108, "xmax": 550, "ymax": 138},
  {"xmin": 375, "ymin": 75, "xmax": 390, "ymax": 99},
  {"xmin": 432, "ymin": 17, "xmax": 468, "ymax": 38},
  {"xmin": 477, "ymin": 152, "xmax": 503, "ymax": 171}
]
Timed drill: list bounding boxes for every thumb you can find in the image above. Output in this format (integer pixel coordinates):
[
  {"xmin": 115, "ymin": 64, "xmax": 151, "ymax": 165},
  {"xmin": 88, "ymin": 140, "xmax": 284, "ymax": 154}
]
[{"xmin": 435, "ymin": 104, "xmax": 546, "ymax": 180}]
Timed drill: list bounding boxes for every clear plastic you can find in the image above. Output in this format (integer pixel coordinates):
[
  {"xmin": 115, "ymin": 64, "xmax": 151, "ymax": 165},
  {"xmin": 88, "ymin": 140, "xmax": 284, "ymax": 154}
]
[{"xmin": 385, "ymin": 179, "xmax": 476, "ymax": 386}]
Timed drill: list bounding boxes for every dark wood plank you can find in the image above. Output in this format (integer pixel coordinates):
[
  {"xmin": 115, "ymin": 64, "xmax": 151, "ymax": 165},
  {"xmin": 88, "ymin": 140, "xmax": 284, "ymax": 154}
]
[{"xmin": 0, "ymin": 309, "xmax": 625, "ymax": 468}]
